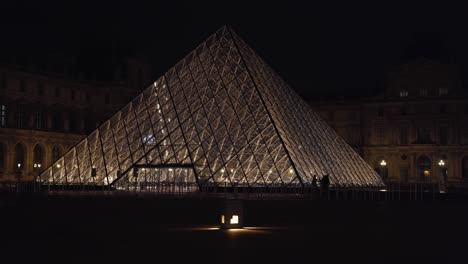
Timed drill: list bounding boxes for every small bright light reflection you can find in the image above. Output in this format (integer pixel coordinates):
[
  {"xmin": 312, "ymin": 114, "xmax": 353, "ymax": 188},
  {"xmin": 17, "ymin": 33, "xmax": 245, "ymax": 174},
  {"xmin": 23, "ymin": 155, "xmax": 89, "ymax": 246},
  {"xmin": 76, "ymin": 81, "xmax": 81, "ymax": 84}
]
[
  {"xmin": 56, "ymin": 164, "xmax": 61, "ymax": 168},
  {"xmin": 380, "ymin": 160, "xmax": 387, "ymax": 166},
  {"xmin": 221, "ymin": 215, "xmax": 225, "ymax": 224},
  {"xmin": 380, "ymin": 189, "xmax": 387, "ymax": 192},
  {"xmin": 230, "ymin": 215, "xmax": 239, "ymax": 224}
]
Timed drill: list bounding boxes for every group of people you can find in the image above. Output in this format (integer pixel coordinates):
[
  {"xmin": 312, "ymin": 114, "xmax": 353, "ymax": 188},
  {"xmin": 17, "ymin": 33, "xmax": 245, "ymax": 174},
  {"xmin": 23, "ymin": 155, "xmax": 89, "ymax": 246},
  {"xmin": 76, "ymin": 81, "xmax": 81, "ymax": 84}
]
[{"xmin": 311, "ymin": 174, "xmax": 330, "ymax": 192}]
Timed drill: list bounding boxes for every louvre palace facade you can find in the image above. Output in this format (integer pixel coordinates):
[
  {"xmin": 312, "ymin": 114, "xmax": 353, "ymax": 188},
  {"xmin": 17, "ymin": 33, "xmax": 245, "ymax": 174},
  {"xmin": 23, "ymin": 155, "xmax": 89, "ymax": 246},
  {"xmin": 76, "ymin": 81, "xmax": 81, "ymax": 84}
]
[
  {"xmin": 311, "ymin": 58, "xmax": 468, "ymax": 190},
  {"xmin": 0, "ymin": 57, "xmax": 151, "ymax": 183}
]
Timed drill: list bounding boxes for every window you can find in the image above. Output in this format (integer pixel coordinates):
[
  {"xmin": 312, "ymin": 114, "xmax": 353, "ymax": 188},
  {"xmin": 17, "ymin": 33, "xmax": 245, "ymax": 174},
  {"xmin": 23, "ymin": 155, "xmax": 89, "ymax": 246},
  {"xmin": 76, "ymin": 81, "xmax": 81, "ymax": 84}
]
[
  {"xmin": 15, "ymin": 143, "xmax": 25, "ymax": 169},
  {"xmin": 400, "ymin": 127, "xmax": 408, "ymax": 145},
  {"xmin": 55, "ymin": 87, "xmax": 60, "ymax": 97},
  {"xmin": 463, "ymin": 156, "xmax": 468, "ymax": 179},
  {"xmin": 52, "ymin": 112, "xmax": 63, "ymax": 130},
  {"xmin": 138, "ymin": 69, "xmax": 143, "ymax": 89},
  {"xmin": 1, "ymin": 76, "xmax": 5, "ymax": 90},
  {"xmin": 16, "ymin": 104, "xmax": 25, "ymax": 129},
  {"xmin": 416, "ymin": 156, "xmax": 431, "ymax": 181},
  {"xmin": 440, "ymin": 105, "xmax": 446, "ymax": 114},
  {"xmin": 105, "ymin": 94, "xmax": 110, "ymax": 105},
  {"xmin": 38, "ymin": 83, "xmax": 44, "ymax": 96},
  {"xmin": 419, "ymin": 89, "xmax": 428, "ymax": 96},
  {"xmin": 439, "ymin": 87, "xmax": 448, "ymax": 96},
  {"xmin": 399, "ymin": 90, "xmax": 408, "ymax": 97},
  {"xmin": 400, "ymin": 107, "xmax": 407, "ymax": 115},
  {"xmin": 0, "ymin": 104, "xmax": 6, "ymax": 127},
  {"xmin": 417, "ymin": 127, "xmax": 431, "ymax": 143},
  {"xmin": 462, "ymin": 128, "xmax": 468, "ymax": 145},
  {"xmin": 378, "ymin": 108, "xmax": 384, "ymax": 117},
  {"xmin": 34, "ymin": 111, "xmax": 43, "ymax": 129},
  {"xmin": 0, "ymin": 143, "xmax": 4, "ymax": 172},
  {"xmin": 33, "ymin": 144, "xmax": 43, "ymax": 170},
  {"xmin": 20, "ymin": 80, "xmax": 26, "ymax": 92},
  {"xmin": 439, "ymin": 126, "xmax": 448, "ymax": 145},
  {"xmin": 400, "ymin": 167, "xmax": 408, "ymax": 182},
  {"xmin": 375, "ymin": 125, "xmax": 385, "ymax": 145},
  {"xmin": 52, "ymin": 145, "xmax": 60, "ymax": 162},
  {"xmin": 69, "ymin": 112, "xmax": 78, "ymax": 132}
]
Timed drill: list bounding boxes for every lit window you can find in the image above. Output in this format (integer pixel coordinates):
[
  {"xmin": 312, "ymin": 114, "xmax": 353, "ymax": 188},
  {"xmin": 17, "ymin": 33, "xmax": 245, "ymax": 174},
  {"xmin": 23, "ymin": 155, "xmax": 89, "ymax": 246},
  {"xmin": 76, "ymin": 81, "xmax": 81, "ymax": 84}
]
[
  {"xmin": 221, "ymin": 215, "xmax": 225, "ymax": 224},
  {"xmin": 439, "ymin": 87, "xmax": 448, "ymax": 96},
  {"xmin": 399, "ymin": 90, "xmax": 408, "ymax": 97}
]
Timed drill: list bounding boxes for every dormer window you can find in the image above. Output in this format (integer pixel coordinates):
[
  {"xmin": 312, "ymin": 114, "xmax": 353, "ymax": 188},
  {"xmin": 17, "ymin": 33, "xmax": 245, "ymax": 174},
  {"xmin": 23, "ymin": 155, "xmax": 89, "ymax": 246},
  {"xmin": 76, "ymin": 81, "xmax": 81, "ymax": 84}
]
[
  {"xmin": 419, "ymin": 89, "xmax": 428, "ymax": 96},
  {"xmin": 439, "ymin": 87, "xmax": 448, "ymax": 96},
  {"xmin": 399, "ymin": 90, "xmax": 408, "ymax": 97}
]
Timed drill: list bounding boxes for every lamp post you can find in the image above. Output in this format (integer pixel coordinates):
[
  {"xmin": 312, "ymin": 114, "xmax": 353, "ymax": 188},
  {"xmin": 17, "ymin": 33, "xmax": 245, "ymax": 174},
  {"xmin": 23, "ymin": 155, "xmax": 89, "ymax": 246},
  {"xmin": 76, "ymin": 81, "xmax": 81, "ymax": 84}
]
[
  {"xmin": 33, "ymin": 163, "xmax": 42, "ymax": 192},
  {"xmin": 380, "ymin": 159, "xmax": 387, "ymax": 180},
  {"xmin": 438, "ymin": 159, "xmax": 447, "ymax": 193}
]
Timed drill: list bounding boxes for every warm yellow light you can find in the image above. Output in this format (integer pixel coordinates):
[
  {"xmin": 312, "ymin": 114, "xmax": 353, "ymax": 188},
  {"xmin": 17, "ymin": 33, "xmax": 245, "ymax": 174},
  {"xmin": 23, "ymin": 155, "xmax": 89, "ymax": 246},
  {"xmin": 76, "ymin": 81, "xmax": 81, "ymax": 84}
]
[
  {"xmin": 38, "ymin": 164, "xmax": 41, "ymax": 168},
  {"xmin": 17, "ymin": 163, "xmax": 21, "ymax": 168},
  {"xmin": 221, "ymin": 215, "xmax": 225, "ymax": 224},
  {"xmin": 230, "ymin": 169, "xmax": 234, "ymax": 172},
  {"xmin": 438, "ymin": 160, "xmax": 445, "ymax": 167},
  {"xmin": 380, "ymin": 160, "xmax": 387, "ymax": 166},
  {"xmin": 289, "ymin": 169, "xmax": 294, "ymax": 174},
  {"xmin": 424, "ymin": 170, "xmax": 430, "ymax": 176},
  {"xmin": 230, "ymin": 215, "xmax": 239, "ymax": 224},
  {"xmin": 56, "ymin": 164, "xmax": 61, "ymax": 168}
]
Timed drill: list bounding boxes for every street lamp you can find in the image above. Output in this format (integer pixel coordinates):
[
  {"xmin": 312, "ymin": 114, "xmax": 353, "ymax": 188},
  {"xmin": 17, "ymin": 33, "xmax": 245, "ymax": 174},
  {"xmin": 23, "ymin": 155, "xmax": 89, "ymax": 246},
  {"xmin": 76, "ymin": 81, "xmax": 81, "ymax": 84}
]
[
  {"xmin": 438, "ymin": 159, "xmax": 447, "ymax": 193},
  {"xmin": 380, "ymin": 159, "xmax": 387, "ymax": 179}
]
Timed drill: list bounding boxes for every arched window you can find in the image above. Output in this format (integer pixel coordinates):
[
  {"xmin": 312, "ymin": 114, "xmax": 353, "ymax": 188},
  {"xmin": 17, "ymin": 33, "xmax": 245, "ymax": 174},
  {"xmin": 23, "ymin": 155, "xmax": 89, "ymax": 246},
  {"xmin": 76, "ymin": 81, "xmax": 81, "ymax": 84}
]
[
  {"xmin": 33, "ymin": 144, "xmax": 44, "ymax": 170},
  {"xmin": 52, "ymin": 145, "xmax": 60, "ymax": 163},
  {"xmin": 462, "ymin": 156, "xmax": 468, "ymax": 179},
  {"xmin": 15, "ymin": 143, "xmax": 25, "ymax": 170},
  {"xmin": 0, "ymin": 143, "xmax": 5, "ymax": 172},
  {"xmin": 416, "ymin": 156, "xmax": 431, "ymax": 181}
]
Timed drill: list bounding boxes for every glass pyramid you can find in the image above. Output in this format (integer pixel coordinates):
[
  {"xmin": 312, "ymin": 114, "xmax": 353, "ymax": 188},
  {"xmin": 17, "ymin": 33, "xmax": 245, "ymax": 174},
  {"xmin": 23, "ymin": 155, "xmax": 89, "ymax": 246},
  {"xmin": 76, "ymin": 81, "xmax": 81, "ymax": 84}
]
[{"xmin": 38, "ymin": 26, "xmax": 384, "ymax": 191}]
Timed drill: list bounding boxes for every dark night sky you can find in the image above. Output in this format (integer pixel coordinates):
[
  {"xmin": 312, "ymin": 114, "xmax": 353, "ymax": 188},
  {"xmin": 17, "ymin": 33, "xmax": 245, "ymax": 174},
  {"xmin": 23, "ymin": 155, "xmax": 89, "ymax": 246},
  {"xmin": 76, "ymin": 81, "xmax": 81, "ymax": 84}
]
[{"xmin": 1, "ymin": 1, "xmax": 467, "ymax": 100}]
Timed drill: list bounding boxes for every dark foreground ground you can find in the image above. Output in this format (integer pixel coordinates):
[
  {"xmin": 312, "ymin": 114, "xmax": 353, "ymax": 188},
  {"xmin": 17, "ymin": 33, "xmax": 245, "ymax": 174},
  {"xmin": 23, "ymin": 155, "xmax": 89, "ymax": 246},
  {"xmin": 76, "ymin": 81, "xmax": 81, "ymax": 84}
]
[{"xmin": 1, "ymin": 192, "xmax": 467, "ymax": 264}]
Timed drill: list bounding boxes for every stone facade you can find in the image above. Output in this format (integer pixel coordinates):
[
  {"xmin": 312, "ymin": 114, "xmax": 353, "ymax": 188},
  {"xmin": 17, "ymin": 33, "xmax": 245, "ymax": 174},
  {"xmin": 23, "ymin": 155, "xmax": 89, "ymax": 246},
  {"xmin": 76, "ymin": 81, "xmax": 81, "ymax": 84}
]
[
  {"xmin": 0, "ymin": 59, "xmax": 151, "ymax": 182},
  {"xmin": 311, "ymin": 59, "xmax": 468, "ymax": 189}
]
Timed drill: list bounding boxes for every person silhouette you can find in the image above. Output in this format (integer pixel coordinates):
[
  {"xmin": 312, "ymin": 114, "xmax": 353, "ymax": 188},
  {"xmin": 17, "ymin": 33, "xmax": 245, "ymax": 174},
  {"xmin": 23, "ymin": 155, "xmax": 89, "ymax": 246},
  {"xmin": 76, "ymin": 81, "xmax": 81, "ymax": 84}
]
[
  {"xmin": 312, "ymin": 175, "xmax": 318, "ymax": 191},
  {"xmin": 321, "ymin": 174, "xmax": 330, "ymax": 193}
]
